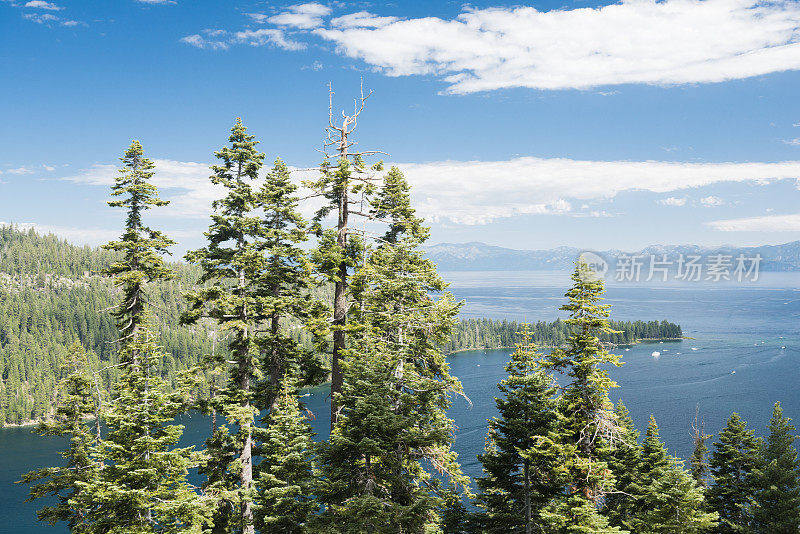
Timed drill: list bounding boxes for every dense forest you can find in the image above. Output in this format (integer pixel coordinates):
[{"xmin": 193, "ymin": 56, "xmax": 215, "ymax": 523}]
[
  {"xmin": 0, "ymin": 227, "xmax": 680, "ymax": 426},
  {"xmin": 16, "ymin": 111, "xmax": 800, "ymax": 534},
  {"xmin": 443, "ymin": 317, "xmax": 682, "ymax": 353}
]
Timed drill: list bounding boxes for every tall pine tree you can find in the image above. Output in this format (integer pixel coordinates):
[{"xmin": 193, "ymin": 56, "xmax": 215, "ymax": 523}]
[
  {"xmin": 183, "ymin": 119, "xmax": 268, "ymax": 534},
  {"xmin": 540, "ymin": 262, "xmax": 625, "ymax": 532},
  {"xmin": 708, "ymin": 413, "xmax": 761, "ymax": 534},
  {"xmin": 475, "ymin": 325, "xmax": 565, "ymax": 534},
  {"xmin": 751, "ymin": 402, "xmax": 800, "ymax": 533},
  {"xmin": 20, "ymin": 342, "xmax": 100, "ymax": 531},
  {"xmin": 253, "ymin": 373, "xmax": 318, "ymax": 533},
  {"xmin": 627, "ymin": 416, "xmax": 717, "ymax": 533},
  {"xmin": 604, "ymin": 400, "xmax": 641, "ymax": 531},
  {"xmin": 316, "ymin": 166, "xmax": 466, "ymax": 532}
]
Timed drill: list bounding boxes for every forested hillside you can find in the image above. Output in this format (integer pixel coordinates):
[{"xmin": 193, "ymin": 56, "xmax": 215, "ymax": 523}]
[
  {"xmin": 0, "ymin": 226, "xmax": 683, "ymax": 426},
  {"xmin": 0, "ymin": 226, "xmax": 216, "ymax": 425}
]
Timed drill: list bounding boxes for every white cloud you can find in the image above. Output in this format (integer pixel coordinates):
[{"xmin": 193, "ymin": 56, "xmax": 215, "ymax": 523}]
[
  {"xmin": 700, "ymin": 195, "xmax": 724, "ymax": 207},
  {"xmin": 267, "ymin": 3, "xmax": 331, "ymax": 29},
  {"xmin": 6, "ymin": 166, "xmax": 35, "ymax": 174},
  {"xmin": 24, "ymin": 1, "xmax": 61, "ymax": 10},
  {"xmin": 784, "ymin": 138, "xmax": 800, "ymax": 146},
  {"xmin": 658, "ymin": 196, "xmax": 687, "ymax": 206},
  {"xmin": 707, "ymin": 213, "xmax": 800, "ymax": 232},
  {"xmin": 61, "ymin": 20, "xmax": 84, "ymax": 27},
  {"xmin": 23, "ymin": 12, "xmax": 57, "ymax": 23},
  {"xmin": 135, "ymin": 0, "xmax": 175, "ymax": 4},
  {"xmin": 330, "ymin": 11, "xmax": 399, "ymax": 29},
  {"xmin": 394, "ymin": 157, "xmax": 800, "ymax": 224},
  {"xmin": 310, "ymin": 0, "xmax": 800, "ymax": 93},
  {"xmin": 59, "ymin": 155, "xmax": 800, "ymax": 226},
  {"xmin": 181, "ymin": 28, "xmax": 305, "ymax": 51}
]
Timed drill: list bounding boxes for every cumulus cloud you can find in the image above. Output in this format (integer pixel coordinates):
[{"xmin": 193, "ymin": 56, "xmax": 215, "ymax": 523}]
[
  {"xmin": 330, "ymin": 11, "xmax": 399, "ymax": 29},
  {"xmin": 267, "ymin": 3, "xmax": 331, "ymax": 29},
  {"xmin": 23, "ymin": 12, "xmax": 57, "ymax": 23},
  {"xmin": 658, "ymin": 196, "xmax": 687, "ymax": 206},
  {"xmin": 181, "ymin": 27, "xmax": 305, "ymax": 51},
  {"xmin": 700, "ymin": 195, "xmax": 725, "ymax": 207},
  {"xmin": 309, "ymin": 0, "xmax": 800, "ymax": 93},
  {"xmin": 60, "ymin": 156, "xmax": 800, "ymax": 226},
  {"xmin": 707, "ymin": 213, "xmax": 800, "ymax": 232},
  {"xmin": 24, "ymin": 1, "xmax": 62, "ymax": 10}
]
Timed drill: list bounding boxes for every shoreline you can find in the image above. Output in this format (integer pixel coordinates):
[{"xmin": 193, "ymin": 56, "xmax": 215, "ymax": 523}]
[{"xmin": 445, "ymin": 337, "xmax": 689, "ymax": 356}]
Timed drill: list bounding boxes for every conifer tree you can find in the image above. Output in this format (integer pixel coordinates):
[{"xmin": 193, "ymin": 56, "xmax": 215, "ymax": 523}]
[
  {"xmin": 628, "ymin": 416, "xmax": 717, "ymax": 533},
  {"xmin": 20, "ymin": 341, "xmax": 100, "ymax": 531},
  {"xmin": 605, "ymin": 401, "xmax": 641, "ymax": 530},
  {"xmin": 475, "ymin": 325, "xmax": 565, "ymax": 534},
  {"xmin": 750, "ymin": 402, "xmax": 800, "ymax": 533},
  {"xmin": 253, "ymin": 373, "xmax": 318, "ymax": 533},
  {"xmin": 708, "ymin": 413, "xmax": 761, "ymax": 534},
  {"xmin": 253, "ymin": 158, "xmax": 326, "ymax": 411},
  {"xmin": 540, "ymin": 262, "xmax": 625, "ymax": 531},
  {"xmin": 87, "ymin": 140, "xmax": 204, "ymax": 532},
  {"xmin": 691, "ymin": 410, "xmax": 713, "ymax": 489},
  {"xmin": 316, "ymin": 166, "xmax": 466, "ymax": 532},
  {"xmin": 183, "ymin": 119, "xmax": 268, "ymax": 534},
  {"xmin": 305, "ymin": 83, "xmax": 381, "ymax": 428}
]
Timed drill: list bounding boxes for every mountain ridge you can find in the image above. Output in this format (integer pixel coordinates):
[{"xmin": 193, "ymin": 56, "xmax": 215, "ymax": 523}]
[{"xmin": 424, "ymin": 240, "xmax": 800, "ymax": 271}]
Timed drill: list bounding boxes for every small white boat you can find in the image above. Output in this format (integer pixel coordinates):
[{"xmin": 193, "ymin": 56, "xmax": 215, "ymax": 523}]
[
  {"xmin": 782, "ymin": 346, "xmax": 786, "ymax": 349},
  {"xmin": 651, "ymin": 351, "xmax": 661, "ymax": 357},
  {"xmin": 731, "ymin": 370, "xmax": 736, "ymax": 374},
  {"xmin": 691, "ymin": 347, "xmax": 699, "ymax": 351}
]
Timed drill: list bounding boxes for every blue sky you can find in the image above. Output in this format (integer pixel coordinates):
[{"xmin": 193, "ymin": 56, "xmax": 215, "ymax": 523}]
[{"xmin": 2, "ymin": 0, "xmax": 800, "ymax": 254}]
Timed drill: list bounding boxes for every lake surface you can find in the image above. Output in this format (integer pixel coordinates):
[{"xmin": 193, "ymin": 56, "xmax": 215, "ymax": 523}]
[{"xmin": 3, "ymin": 271, "xmax": 799, "ymax": 532}]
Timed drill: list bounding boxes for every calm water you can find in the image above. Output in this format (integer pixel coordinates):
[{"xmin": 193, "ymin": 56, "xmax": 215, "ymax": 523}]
[{"xmin": 3, "ymin": 271, "xmax": 799, "ymax": 532}]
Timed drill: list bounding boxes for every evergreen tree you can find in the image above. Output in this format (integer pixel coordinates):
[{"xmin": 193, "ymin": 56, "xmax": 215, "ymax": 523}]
[
  {"xmin": 253, "ymin": 158, "xmax": 326, "ymax": 411},
  {"xmin": 628, "ymin": 416, "xmax": 717, "ymax": 533},
  {"xmin": 751, "ymin": 402, "xmax": 800, "ymax": 533},
  {"xmin": 253, "ymin": 373, "xmax": 318, "ymax": 533},
  {"xmin": 691, "ymin": 410, "xmax": 713, "ymax": 489},
  {"xmin": 85, "ymin": 140, "xmax": 204, "ymax": 532},
  {"xmin": 475, "ymin": 325, "xmax": 565, "ymax": 534},
  {"xmin": 304, "ymin": 84, "xmax": 379, "ymax": 428},
  {"xmin": 316, "ymin": 166, "xmax": 466, "ymax": 532},
  {"xmin": 183, "ymin": 118, "xmax": 268, "ymax": 534},
  {"xmin": 605, "ymin": 401, "xmax": 641, "ymax": 530},
  {"xmin": 708, "ymin": 413, "xmax": 761, "ymax": 534},
  {"xmin": 20, "ymin": 342, "xmax": 100, "ymax": 531},
  {"xmin": 540, "ymin": 262, "xmax": 625, "ymax": 531}
]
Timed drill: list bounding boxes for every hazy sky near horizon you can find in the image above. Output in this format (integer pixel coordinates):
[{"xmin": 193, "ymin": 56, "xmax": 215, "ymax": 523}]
[{"xmin": 2, "ymin": 0, "xmax": 800, "ymax": 254}]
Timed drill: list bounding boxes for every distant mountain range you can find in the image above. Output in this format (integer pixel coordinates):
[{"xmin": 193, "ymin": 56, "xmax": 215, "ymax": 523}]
[{"xmin": 424, "ymin": 241, "xmax": 800, "ymax": 272}]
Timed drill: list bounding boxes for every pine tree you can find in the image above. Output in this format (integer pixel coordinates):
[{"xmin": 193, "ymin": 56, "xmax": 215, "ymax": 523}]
[
  {"xmin": 691, "ymin": 409, "xmax": 713, "ymax": 489},
  {"xmin": 182, "ymin": 119, "xmax": 268, "ymax": 534},
  {"xmin": 85, "ymin": 140, "xmax": 204, "ymax": 532},
  {"xmin": 304, "ymin": 83, "xmax": 380, "ymax": 428},
  {"xmin": 253, "ymin": 157, "xmax": 326, "ymax": 411},
  {"xmin": 253, "ymin": 373, "xmax": 318, "ymax": 533},
  {"xmin": 628, "ymin": 416, "xmax": 717, "ymax": 533},
  {"xmin": 540, "ymin": 262, "xmax": 625, "ymax": 531},
  {"xmin": 708, "ymin": 413, "xmax": 761, "ymax": 534},
  {"xmin": 475, "ymin": 325, "xmax": 565, "ymax": 533},
  {"xmin": 315, "ymin": 166, "xmax": 466, "ymax": 532},
  {"xmin": 20, "ymin": 341, "xmax": 100, "ymax": 531},
  {"xmin": 605, "ymin": 401, "xmax": 641, "ymax": 530},
  {"xmin": 750, "ymin": 402, "xmax": 800, "ymax": 533}
]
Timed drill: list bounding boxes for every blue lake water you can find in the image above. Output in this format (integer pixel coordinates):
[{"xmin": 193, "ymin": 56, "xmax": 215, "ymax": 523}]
[{"xmin": 2, "ymin": 271, "xmax": 799, "ymax": 532}]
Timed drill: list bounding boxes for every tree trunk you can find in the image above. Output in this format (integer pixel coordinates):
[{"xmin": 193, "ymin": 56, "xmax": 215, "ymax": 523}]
[
  {"xmin": 330, "ymin": 171, "xmax": 348, "ymax": 429},
  {"xmin": 524, "ymin": 459, "xmax": 531, "ymax": 534}
]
